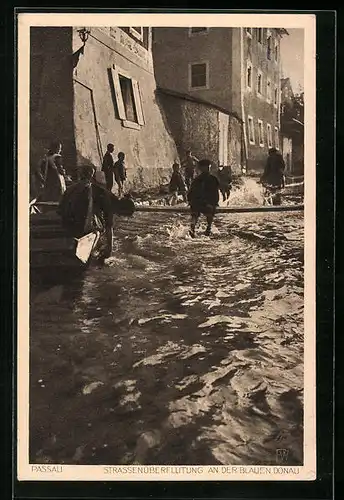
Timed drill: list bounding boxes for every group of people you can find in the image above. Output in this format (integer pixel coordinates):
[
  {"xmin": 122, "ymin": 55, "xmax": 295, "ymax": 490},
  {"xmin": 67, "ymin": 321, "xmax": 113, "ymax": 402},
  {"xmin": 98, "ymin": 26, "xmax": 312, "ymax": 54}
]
[
  {"xmin": 101, "ymin": 143, "xmax": 127, "ymax": 197},
  {"xmin": 167, "ymin": 147, "xmax": 286, "ymax": 236},
  {"xmin": 167, "ymin": 150, "xmax": 200, "ymax": 205},
  {"xmin": 30, "ymin": 141, "xmax": 134, "ymax": 263},
  {"xmin": 30, "ymin": 139, "xmax": 286, "ymax": 256},
  {"xmin": 168, "ymin": 150, "xmax": 233, "ymax": 206},
  {"xmin": 166, "ymin": 150, "xmax": 234, "ymax": 237},
  {"xmin": 31, "ymin": 141, "xmax": 129, "ymax": 204},
  {"xmin": 164, "ymin": 152, "xmax": 221, "ymax": 238}
]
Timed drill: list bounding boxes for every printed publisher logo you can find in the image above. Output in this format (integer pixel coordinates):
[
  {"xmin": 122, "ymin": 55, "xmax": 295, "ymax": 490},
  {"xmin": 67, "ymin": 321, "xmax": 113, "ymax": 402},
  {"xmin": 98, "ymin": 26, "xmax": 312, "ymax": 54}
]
[{"xmin": 276, "ymin": 448, "xmax": 289, "ymax": 464}]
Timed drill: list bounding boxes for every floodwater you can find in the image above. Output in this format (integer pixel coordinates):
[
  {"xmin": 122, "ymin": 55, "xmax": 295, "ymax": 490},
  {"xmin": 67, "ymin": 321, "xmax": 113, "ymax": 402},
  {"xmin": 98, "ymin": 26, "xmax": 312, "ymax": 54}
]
[{"xmin": 29, "ymin": 186, "xmax": 304, "ymax": 466}]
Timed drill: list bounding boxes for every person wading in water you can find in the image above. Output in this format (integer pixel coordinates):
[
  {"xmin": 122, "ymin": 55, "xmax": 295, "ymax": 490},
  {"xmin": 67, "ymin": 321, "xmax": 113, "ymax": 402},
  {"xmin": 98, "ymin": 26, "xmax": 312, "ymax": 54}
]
[
  {"xmin": 187, "ymin": 159, "xmax": 220, "ymax": 238},
  {"xmin": 182, "ymin": 150, "xmax": 199, "ymax": 192},
  {"xmin": 168, "ymin": 162, "xmax": 187, "ymax": 205},
  {"xmin": 217, "ymin": 165, "xmax": 233, "ymax": 203},
  {"xmin": 260, "ymin": 148, "xmax": 286, "ymax": 205},
  {"xmin": 58, "ymin": 165, "xmax": 115, "ymax": 263}
]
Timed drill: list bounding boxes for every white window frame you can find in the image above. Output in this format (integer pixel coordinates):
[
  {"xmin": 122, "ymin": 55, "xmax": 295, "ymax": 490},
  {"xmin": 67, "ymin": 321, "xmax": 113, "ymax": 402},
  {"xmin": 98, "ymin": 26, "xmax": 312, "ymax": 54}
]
[
  {"xmin": 274, "ymin": 41, "xmax": 279, "ymax": 62},
  {"xmin": 129, "ymin": 27, "xmax": 143, "ymax": 41},
  {"xmin": 188, "ymin": 61, "xmax": 209, "ymax": 90},
  {"xmin": 266, "ymin": 32, "xmax": 272, "ymax": 60},
  {"xmin": 257, "ymin": 28, "xmax": 263, "ymax": 44},
  {"xmin": 266, "ymin": 78, "xmax": 272, "ymax": 103},
  {"xmin": 246, "ymin": 28, "xmax": 253, "ymax": 38},
  {"xmin": 267, "ymin": 123, "xmax": 273, "ymax": 148},
  {"xmin": 247, "ymin": 115, "xmax": 255, "ymax": 145},
  {"xmin": 188, "ymin": 27, "xmax": 209, "ymax": 37},
  {"xmin": 246, "ymin": 60, "xmax": 253, "ymax": 90},
  {"xmin": 274, "ymin": 86, "xmax": 278, "ymax": 108},
  {"xmin": 257, "ymin": 119, "xmax": 264, "ymax": 147},
  {"xmin": 110, "ymin": 65, "xmax": 145, "ymax": 129},
  {"xmin": 257, "ymin": 69, "xmax": 263, "ymax": 97},
  {"xmin": 274, "ymin": 126, "xmax": 280, "ymax": 150}
]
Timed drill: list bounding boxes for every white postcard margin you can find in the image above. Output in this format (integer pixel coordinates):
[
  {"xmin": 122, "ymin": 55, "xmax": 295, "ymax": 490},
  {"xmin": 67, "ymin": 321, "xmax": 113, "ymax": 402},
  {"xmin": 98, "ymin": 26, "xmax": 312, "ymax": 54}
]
[{"xmin": 17, "ymin": 12, "xmax": 316, "ymax": 482}]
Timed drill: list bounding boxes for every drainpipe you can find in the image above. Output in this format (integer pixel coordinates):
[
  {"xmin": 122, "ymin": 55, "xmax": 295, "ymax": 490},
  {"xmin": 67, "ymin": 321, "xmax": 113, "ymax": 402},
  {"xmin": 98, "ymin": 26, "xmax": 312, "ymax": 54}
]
[{"xmin": 240, "ymin": 27, "xmax": 248, "ymax": 175}]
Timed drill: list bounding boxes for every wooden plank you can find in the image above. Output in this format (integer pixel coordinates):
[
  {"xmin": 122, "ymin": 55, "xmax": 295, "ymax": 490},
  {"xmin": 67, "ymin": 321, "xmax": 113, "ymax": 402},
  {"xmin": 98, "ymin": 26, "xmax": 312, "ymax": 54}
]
[
  {"xmin": 32, "ymin": 199, "xmax": 304, "ymax": 214},
  {"xmin": 135, "ymin": 205, "xmax": 304, "ymax": 214},
  {"xmin": 132, "ymin": 79, "xmax": 145, "ymax": 126},
  {"xmin": 111, "ymin": 67, "xmax": 126, "ymax": 120}
]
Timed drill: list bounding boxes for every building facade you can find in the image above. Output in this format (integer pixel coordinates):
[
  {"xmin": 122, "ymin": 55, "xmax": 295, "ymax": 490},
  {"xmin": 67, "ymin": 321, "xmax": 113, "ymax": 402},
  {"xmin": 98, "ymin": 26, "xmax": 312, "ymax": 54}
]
[
  {"xmin": 280, "ymin": 77, "xmax": 304, "ymax": 176},
  {"xmin": 30, "ymin": 26, "xmax": 179, "ymax": 190},
  {"xmin": 153, "ymin": 27, "xmax": 287, "ymax": 172}
]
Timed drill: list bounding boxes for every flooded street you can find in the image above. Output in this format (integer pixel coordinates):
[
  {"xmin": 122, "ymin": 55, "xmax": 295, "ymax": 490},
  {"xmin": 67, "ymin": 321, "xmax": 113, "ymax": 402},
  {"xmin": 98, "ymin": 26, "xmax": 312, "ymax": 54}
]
[{"xmin": 30, "ymin": 209, "xmax": 304, "ymax": 466}]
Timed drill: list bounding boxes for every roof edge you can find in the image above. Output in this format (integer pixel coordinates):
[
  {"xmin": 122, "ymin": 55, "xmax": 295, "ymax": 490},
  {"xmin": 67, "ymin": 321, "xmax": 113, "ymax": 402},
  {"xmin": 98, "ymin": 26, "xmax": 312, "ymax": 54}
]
[{"xmin": 156, "ymin": 87, "xmax": 243, "ymax": 123}]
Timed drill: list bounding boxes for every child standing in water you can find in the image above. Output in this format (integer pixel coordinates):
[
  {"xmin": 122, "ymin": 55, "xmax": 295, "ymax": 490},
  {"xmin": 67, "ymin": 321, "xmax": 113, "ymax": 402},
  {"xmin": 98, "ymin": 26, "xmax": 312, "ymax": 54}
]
[
  {"xmin": 217, "ymin": 165, "xmax": 233, "ymax": 203},
  {"xmin": 187, "ymin": 159, "xmax": 220, "ymax": 238},
  {"xmin": 114, "ymin": 152, "xmax": 127, "ymax": 198},
  {"xmin": 182, "ymin": 150, "xmax": 199, "ymax": 191},
  {"xmin": 168, "ymin": 163, "xmax": 187, "ymax": 205}
]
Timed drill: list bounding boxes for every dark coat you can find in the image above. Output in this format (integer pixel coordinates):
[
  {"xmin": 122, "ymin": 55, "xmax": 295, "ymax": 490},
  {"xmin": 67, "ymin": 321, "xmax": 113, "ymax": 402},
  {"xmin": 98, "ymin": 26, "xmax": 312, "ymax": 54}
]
[
  {"xmin": 217, "ymin": 166, "xmax": 233, "ymax": 190},
  {"xmin": 187, "ymin": 172, "xmax": 219, "ymax": 211},
  {"xmin": 182, "ymin": 155, "xmax": 198, "ymax": 178},
  {"xmin": 33, "ymin": 154, "xmax": 66, "ymax": 202},
  {"xmin": 102, "ymin": 151, "xmax": 115, "ymax": 174},
  {"xmin": 169, "ymin": 171, "xmax": 186, "ymax": 193},
  {"xmin": 58, "ymin": 180, "xmax": 114, "ymax": 238},
  {"xmin": 113, "ymin": 160, "xmax": 127, "ymax": 183},
  {"xmin": 261, "ymin": 153, "xmax": 285, "ymax": 187}
]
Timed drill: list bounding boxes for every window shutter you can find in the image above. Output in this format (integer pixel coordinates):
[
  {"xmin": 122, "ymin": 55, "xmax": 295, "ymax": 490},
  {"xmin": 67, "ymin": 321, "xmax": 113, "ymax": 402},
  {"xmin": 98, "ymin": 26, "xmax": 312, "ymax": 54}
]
[
  {"xmin": 111, "ymin": 67, "xmax": 126, "ymax": 120},
  {"xmin": 132, "ymin": 79, "xmax": 145, "ymax": 126}
]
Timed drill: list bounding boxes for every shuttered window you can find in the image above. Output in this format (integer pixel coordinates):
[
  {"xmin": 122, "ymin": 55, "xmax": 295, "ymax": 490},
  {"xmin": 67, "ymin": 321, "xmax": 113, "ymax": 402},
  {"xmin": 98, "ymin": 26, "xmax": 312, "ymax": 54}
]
[
  {"xmin": 267, "ymin": 124, "xmax": 273, "ymax": 148},
  {"xmin": 110, "ymin": 66, "xmax": 145, "ymax": 129}
]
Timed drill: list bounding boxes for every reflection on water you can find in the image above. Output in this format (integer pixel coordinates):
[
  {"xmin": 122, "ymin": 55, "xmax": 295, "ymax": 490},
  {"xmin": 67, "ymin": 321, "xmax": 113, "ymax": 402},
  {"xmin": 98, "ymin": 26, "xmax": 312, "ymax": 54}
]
[{"xmin": 30, "ymin": 211, "xmax": 304, "ymax": 466}]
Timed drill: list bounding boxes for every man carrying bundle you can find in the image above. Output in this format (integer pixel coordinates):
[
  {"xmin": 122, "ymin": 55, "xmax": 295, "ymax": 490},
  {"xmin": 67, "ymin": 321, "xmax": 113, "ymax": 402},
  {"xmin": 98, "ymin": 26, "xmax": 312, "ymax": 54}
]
[{"xmin": 58, "ymin": 165, "xmax": 135, "ymax": 263}]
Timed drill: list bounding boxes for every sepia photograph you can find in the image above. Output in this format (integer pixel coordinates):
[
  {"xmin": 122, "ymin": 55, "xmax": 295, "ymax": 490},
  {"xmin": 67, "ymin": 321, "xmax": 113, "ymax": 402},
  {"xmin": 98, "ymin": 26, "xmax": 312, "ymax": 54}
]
[{"xmin": 17, "ymin": 13, "xmax": 316, "ymax": 481}]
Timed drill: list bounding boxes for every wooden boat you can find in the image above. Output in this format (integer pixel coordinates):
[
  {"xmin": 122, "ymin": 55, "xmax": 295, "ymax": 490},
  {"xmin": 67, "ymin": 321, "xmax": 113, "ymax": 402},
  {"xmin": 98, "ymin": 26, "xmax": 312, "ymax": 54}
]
[
  {"xmin": 29, "ymin": 189, "xmax": 136, "ymax": 281},
  {"xmin": 30, "ymin": 201, "xmax": 101, "ymax": 279}
]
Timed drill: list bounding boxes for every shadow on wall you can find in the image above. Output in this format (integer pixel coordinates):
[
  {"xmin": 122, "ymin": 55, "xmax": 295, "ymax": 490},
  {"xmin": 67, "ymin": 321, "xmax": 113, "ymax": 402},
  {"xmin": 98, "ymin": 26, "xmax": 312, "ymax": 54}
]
[
  {"xmin": 129, "ymin": 166, "xmax": 171, "ymax": 193},
  {"xmin": 30, "ymin": 27, "xmax": 77, "ymax": 178},
  {"xmin": 153, "ymin": 89, "xmax": 182, "ymax": 164}
]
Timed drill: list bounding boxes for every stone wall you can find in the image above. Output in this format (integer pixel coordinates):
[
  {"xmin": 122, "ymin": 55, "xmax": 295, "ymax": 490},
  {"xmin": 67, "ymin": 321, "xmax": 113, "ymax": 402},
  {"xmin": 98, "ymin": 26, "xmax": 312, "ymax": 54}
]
[{"xmin": 157, "ymin": 90, "xmax": 243, "ymax": 174}]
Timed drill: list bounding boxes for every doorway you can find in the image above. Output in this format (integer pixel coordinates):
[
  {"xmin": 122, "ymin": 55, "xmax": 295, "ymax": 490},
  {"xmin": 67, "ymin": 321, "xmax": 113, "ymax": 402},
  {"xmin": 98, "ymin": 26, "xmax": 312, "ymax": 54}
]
[{"xmin": 218, "ymin": 112, "xmax": 229, "ymax": 166}]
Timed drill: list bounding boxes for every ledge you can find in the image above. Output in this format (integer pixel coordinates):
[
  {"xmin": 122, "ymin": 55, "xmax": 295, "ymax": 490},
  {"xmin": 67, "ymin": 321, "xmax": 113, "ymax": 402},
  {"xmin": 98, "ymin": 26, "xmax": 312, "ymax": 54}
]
[{"xmin": 122, "ymin": 120, "xmax": 141, "ymax": 130}]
